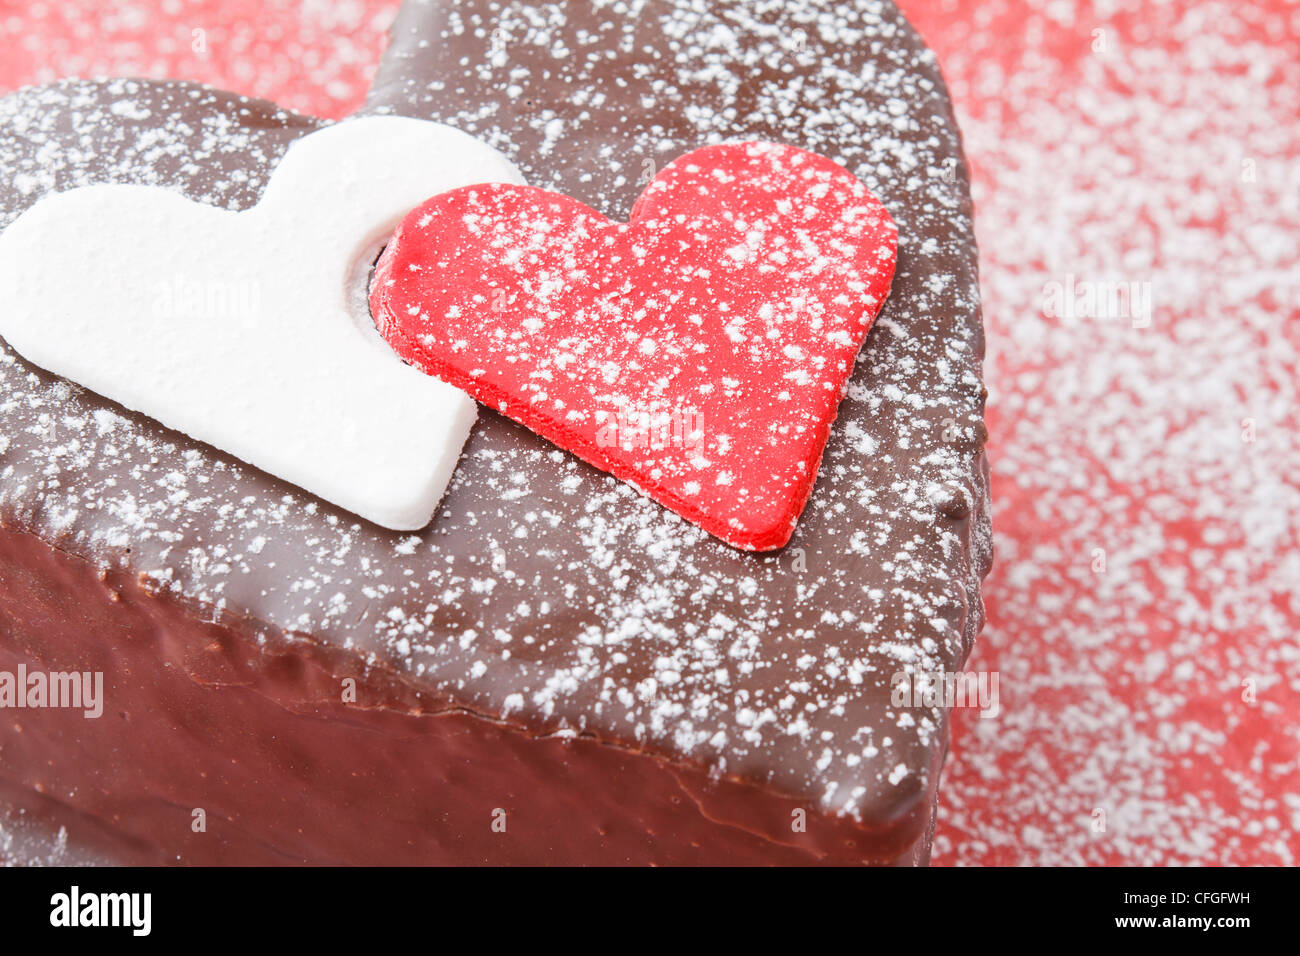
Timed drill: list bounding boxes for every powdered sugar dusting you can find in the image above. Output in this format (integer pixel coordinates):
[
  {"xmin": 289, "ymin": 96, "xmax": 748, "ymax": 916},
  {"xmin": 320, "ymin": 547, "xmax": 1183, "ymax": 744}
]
[{"xmin": 915, "ymin": 0, "xmax": 1300, "ymax": 865}]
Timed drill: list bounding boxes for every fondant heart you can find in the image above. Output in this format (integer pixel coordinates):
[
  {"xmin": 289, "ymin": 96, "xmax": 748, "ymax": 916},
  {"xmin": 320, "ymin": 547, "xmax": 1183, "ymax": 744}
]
[
  {"xmin": 370, "ymin": 141, "xmax": 898, "ymax": 550},
  {"xmin": 0, "ymin": 116, "xmax": 523, "ymax": 530}
]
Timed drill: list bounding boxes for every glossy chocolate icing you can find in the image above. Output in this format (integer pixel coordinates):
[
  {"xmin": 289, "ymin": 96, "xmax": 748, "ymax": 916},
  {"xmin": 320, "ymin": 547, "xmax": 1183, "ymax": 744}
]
[{"xmin": 0, "ymin": 0, "xmax": 991, "ymax": 862}]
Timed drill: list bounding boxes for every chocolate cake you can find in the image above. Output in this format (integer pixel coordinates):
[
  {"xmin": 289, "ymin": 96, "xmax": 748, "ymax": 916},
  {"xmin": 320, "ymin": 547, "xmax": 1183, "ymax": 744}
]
[{"xmin": 0, "ymin": 0, "xmax": 991, "ymax": 865}]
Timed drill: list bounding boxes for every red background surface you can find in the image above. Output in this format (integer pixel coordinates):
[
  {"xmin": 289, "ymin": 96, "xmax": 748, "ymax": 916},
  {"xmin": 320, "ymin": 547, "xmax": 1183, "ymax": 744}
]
[{"xmin": 1, "ymin": 0, "xmax": 1296, "ymax": 865}]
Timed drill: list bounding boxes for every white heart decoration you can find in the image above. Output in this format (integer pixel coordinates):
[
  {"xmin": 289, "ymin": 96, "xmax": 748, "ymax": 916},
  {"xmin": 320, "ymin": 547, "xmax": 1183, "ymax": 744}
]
[{"xmin": 0, "ymin": 116, "xmax": 524, "ymax": 530}]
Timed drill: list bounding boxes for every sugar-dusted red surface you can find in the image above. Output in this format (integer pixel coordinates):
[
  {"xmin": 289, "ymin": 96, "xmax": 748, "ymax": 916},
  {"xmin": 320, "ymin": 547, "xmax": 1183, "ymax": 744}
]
[
  {"xmin": 1, "ymin": 0, "xmax": 1296, "ymax": 865},
  {"xmin": 373, "ymin": 143, "xmax": 897, "ymax": 551}
]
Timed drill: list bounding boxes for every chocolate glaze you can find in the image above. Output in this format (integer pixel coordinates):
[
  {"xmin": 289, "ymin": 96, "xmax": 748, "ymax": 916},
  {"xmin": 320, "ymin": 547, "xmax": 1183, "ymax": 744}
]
[
  {"xmin": 0, "ymin": 0, "xmax": 991, "ymax": 862},
  {"xmin": 0, "ymin": 523, "xmax": 931, "ymax": 864}
]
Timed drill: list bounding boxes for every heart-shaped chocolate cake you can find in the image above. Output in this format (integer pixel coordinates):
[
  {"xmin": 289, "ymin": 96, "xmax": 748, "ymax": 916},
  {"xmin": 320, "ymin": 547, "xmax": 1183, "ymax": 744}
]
[{"xmin": 0, "ymin": 0, "xmax": 991, "ymax": 865}]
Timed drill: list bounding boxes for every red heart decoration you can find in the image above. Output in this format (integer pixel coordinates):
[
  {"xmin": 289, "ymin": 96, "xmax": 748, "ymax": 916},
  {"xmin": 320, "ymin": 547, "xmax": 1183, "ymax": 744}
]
[{"xmin": 370, "ymin": 141, "xmax": 897, "ymax": 551}]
